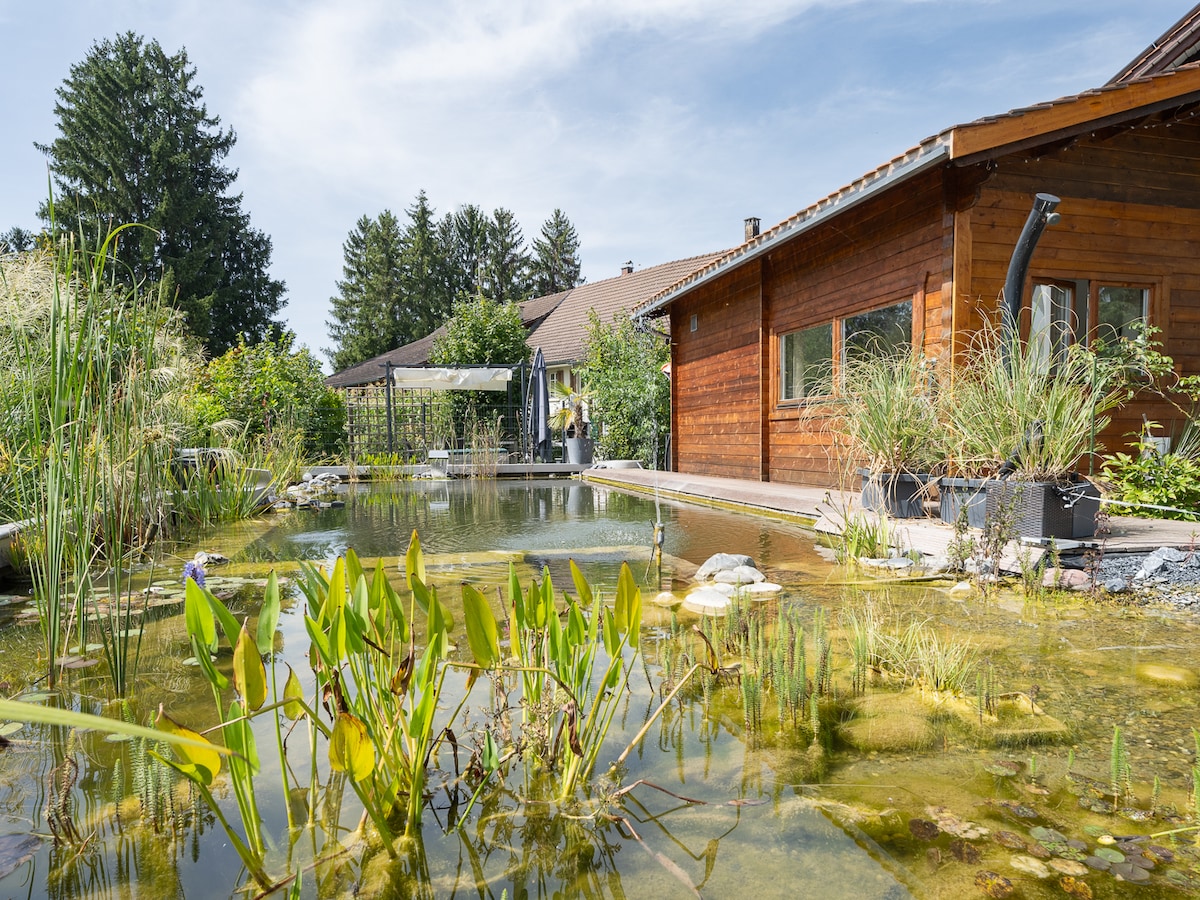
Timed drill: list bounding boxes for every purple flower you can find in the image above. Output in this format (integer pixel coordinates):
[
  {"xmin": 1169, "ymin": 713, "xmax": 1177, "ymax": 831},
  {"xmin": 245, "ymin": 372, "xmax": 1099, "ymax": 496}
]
[{"xmin": 182, "ymin": 560, "xmax": 206, "ymax": 587}]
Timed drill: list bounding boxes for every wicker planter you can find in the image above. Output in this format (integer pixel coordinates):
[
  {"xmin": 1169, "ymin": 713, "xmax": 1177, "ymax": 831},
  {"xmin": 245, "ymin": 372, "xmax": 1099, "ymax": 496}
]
[
  {"xmin": 858, "ymin": 469, "xmax": 930, "ymax": 518},
  {"xmin": 984, "ymin": 477, "xmax": 1101, "ymax": 540},
  {"xmin": 938, "ymin": 477, "xmax": 989, "ymax": 528}
]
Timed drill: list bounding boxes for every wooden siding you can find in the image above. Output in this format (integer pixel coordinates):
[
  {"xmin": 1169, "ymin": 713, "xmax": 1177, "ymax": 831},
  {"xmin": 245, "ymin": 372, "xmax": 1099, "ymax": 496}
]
[
  {"xmin": 764, "ymin": 169, "xmax": 948, "ymax": 486},
  {"xmin": 670, "ymin": 264, "xmax": 761, "ymax": 479},
  {"xmin": 957, "ymin": 119, "xmax": 1200, "ymax": 449}
]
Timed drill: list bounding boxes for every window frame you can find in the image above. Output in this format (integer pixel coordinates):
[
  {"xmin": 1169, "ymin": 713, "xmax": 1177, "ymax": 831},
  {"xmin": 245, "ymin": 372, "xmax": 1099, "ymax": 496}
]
[{"xmin": 779, "ymin": 322, "xmax": 834, "ymax": 403}]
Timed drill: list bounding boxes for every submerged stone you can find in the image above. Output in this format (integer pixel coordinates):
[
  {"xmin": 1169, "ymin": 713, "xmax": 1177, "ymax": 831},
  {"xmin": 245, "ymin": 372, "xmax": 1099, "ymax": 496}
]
[
  {"xmin": 839, "ymin": 692, "xmax": 936, "ymax": 752},
  {"xmin": 696, "ymin": 553, "xmax": 755, "ymax": 579},
  {"xmin": 1134, "ymin": 662, "xmax": 1198, "ymax": 689},
  {"xmin": 682, "ymin": 587, "xmax": 732, "ymax": 615}
]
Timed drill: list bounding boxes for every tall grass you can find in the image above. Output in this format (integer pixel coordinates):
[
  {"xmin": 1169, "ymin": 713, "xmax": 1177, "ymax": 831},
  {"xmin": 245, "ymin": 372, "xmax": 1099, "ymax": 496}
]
[{"xmin": 0, "ymin": 230, "xmax": 197, "ymax": 693}]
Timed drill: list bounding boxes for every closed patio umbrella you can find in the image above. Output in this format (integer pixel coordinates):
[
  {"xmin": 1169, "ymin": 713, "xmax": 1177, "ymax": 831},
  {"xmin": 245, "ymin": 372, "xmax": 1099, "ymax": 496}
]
[{"xmin": 528, "ymin": 348, "xmax": 553, "ymax": 462}]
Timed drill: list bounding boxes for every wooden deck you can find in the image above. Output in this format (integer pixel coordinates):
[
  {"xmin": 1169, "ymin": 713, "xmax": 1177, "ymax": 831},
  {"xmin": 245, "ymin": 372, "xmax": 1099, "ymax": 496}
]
[{"xmin": 583, "ymin": 469, "xmax": 1200, "ymax": 567}]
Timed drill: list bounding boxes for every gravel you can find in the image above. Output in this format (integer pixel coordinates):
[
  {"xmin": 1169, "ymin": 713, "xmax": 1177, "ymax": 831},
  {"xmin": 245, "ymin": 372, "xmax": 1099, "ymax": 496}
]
[{"xmin": 1074, "ymin": 546, "xmax": 1200, "ymax": 609}]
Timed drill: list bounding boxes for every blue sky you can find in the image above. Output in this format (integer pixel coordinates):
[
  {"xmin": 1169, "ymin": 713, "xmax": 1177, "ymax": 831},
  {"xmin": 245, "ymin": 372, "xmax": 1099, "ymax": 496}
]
[{"xmin": 0, "ymin": 0, "xmax": 1189, "ymax": 368}]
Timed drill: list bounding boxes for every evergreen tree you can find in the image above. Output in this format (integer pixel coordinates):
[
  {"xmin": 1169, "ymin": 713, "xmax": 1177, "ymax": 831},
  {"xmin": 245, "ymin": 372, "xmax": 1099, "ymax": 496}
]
[
  {"xmin": 325, "ymin": 211, "xmax": 406, "ymax": 371},
  {"xmin": 37, "ymin": 32, "xmax": 284, "ymax": 353},
  {"xmin": 441, "ymin": 204, "xmax": 490, "ymax": 302},
  {"xmin": 400, "ymin": 191, "xmax": 452, "ymax": 336},
  {"xmin": 530, "ymin": 209, "xmax": 583, "ymax": 296},
  {"xmin": 482, "ymin": 208, "xmax": 531, "ymax": 303},
  {"xmin": 0, "ymin": 227, "xmax": 35, "ymax": 253}
]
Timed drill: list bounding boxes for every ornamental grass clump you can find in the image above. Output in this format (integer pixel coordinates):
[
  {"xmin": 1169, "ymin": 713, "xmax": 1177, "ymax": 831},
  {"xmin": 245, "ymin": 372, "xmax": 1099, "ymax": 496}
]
[
  {"xmin": 943, "ymin": 328, "xmax": 1125, "ymax": 482},
  {"xmin": 837, "ymin": 346, "xmax": 943, "ymax": 474}
]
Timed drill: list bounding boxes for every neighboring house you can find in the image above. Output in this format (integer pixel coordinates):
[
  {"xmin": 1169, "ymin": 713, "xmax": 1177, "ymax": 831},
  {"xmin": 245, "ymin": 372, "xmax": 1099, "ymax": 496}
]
[
  {"xmin": 324, "ymin": 254, "xmax": 724, "ymax": 455},
  {"xmin": 325, "ymin": 292, "xmax": 566, "ymax": 390},
  {"xmin": 637, "ymin": 13, "xmax": 1200, "ymax": 487},
  {"xmin": 526, "ymin": 253, "xmax": 725, "ymax": 420}
]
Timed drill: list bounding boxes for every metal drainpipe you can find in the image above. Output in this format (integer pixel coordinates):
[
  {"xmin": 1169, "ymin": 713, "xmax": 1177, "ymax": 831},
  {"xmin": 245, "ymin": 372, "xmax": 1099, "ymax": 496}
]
[{"xmin": 1002, "ymin": 193, "xmax": 1061, "ymax": 368}]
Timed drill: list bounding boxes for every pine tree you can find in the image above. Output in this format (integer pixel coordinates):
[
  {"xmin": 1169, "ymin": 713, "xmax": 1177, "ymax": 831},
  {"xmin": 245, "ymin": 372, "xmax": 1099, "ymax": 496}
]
[
  {"xmin": 325, "ymin": 211, "xmax": 406, "ymax": 371},
  {"xmin": 530, "ymin": 208, "xmax": 583, "ymax": 296},
  {"xmin": 441, "ymin": 204, "xmax": 490, "ymax": 302},
  {"xmin": 37, "ymin": 32, "xmax": 284, "ymax": 353}
]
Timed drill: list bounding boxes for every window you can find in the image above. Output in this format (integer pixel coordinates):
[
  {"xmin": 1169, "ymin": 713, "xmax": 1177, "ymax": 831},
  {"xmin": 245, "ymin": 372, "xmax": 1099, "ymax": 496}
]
[
  {"xmin": 1029, "ymin": 279, "xmax": 1149, "ymax": 366},
  {"xmin": 780, "ymin": 323, "xmax": 833, "ymax": 400},
  {"xmin": 843, "ymin": 299, "xmax": 913, "ymax": 363},
  {"xmin": 1096, "ymin": 285, "xmax": 1148, "ymax": 342}
]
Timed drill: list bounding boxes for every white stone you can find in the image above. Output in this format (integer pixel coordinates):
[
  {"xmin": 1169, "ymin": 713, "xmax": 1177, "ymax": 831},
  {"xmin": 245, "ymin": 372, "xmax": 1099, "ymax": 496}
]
[
  {"xmin": 710, "ymin": 582, "xmax": 737, "ymax": 597},
  {"xmin": 713, "ymin": 565, "xmax": 765, "ymax": 584},
  {"xmin": 743, "ymin": 582, "xmax": 782, "ymax": 595},
  {"xmin": 696, "ymin": 553, "xmax": 755, "ymax": 579},
  {"xmin": 682, "ymin": 587, "xmax": 733, "ymax": 615}
]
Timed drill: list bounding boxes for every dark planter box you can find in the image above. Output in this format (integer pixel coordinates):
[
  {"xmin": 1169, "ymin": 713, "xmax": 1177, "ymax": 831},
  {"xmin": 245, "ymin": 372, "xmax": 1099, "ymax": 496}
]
[
  {"xmin": 984, "ymin": 477, "xmax": 1101, "ymax": 540},
  {"xmin": 938, "ymin": 477, "xmax": 989, "ymax": 529},
  {"xmin": 858, "ymin": 469, "xmax": 929, "ymax": 518}
]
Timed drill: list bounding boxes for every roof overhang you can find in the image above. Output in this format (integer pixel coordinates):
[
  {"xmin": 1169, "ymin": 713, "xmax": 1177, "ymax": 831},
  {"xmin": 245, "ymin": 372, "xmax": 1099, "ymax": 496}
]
[{"xmin": 636, "ymin": 138, "xmax": 950, "ymax": 317}]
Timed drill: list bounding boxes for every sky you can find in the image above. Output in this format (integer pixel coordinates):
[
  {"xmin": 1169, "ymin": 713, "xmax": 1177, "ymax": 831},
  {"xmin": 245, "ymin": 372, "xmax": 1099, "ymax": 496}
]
[{"xmin": 0, "ymin": 0, "xmax": 1192, "ymax": 369}]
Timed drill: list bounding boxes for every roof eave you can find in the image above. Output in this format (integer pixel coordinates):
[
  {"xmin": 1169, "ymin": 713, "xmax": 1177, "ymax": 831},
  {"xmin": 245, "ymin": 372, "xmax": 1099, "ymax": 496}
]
[{"xmin": 636, "ymin": 140, "xmax": 950, "ymax": 317}]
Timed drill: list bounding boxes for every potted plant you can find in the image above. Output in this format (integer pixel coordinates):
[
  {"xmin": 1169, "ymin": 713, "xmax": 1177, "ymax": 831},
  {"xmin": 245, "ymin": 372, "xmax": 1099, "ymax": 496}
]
[
  {"xmin": 550, "ymin": 380, "xmax": 595, "ymax": 465},
  {"xmin": 956, "ymin": 330, "xmax": 1123, "ymax": 539},
  {"xmin": 836, "ymin": 347, "xmax": 943, "ymax": 517}
]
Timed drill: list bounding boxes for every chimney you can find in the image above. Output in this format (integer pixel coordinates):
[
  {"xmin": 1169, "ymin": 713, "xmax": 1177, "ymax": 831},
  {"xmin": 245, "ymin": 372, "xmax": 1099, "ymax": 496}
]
[
  {"xmin": 744, "ymin": 217, "xmax": 761, "ymax": 241},
  {"xmin": 620, "ymin": 261, "xmax": 633, "ymax": 275}
]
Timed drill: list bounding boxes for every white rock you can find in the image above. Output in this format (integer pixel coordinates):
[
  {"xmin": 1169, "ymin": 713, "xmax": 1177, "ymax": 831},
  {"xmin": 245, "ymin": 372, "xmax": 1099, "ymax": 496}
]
[
  {"xmin": 713, "ymin": 565, "xmax": 766, "ymax": 584},
  {"xmin": 948, "ymin": 581, "xmax": 973, "ymax": 595},
  {"xmin": 696, "ymin": 553, "xmax": 755, "ymax": 580},
  {"xmin": 650, "ymin": 591, "xmax": 680, "ymax": 606},
  {"xmin": 743, "ymin": 582, "xmax": 782, "ymax": 595},
  {"xmin": 682, "ymin": 587, "xmax": 733, "ymax": 615},
  {"xmin": 710, "ymin": 582, "xmax": 737, "ymax": 597}
]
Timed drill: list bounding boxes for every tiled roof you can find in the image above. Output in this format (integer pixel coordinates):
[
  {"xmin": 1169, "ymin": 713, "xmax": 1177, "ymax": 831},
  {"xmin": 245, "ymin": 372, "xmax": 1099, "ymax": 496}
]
[
  {"xmin": 1110, "ymin": 3, "xmax": 1200, "ymax": 83},
  {"xmin": 527, "ymin": 253, "xmax": 725, "ymax": 366},
  {"xmin": 325, "ymin": 292, "xmax": 568, "ymax": 388},
  {"xmin": 638, "ymin": 63, "xmax": 1200, "ymax": 316}
]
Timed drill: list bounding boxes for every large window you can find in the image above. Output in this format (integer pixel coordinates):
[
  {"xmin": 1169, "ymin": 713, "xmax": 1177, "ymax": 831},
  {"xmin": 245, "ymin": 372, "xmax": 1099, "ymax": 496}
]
[
  {"xmin": 780, "ymin": 323, "xmax": 833, "ymax": 400},
  {"xmin": 843, "ymin": 299, "xmax": 913, "ymax": 363}
]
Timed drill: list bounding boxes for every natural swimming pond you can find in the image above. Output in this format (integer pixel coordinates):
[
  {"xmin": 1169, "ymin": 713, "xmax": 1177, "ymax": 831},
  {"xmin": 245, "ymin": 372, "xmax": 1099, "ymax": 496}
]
[{"xmin": 0, "ymin": 478, "xmax": 1198, "ymax": 898}]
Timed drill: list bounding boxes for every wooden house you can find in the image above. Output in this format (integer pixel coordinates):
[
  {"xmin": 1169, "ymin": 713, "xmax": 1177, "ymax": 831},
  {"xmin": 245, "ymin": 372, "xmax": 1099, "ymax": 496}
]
[{"xmin": 637, "ymin": 17, "xmax": 1200, "ymax": 487}]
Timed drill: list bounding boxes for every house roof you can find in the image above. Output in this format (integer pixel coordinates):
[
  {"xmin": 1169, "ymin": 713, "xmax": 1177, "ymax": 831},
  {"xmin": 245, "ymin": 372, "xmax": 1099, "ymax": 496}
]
[
  {"xmin": 527, "ymin": 253, "xmax": 725, "ymax": 367},
  {"xmin": 1110, "ymin": 3, "xmax": 1200, "ymax": 83},
  {"xmin": 637, "ymin": 62, "xmax": 1200, "ymax": 318},
  {"xmin": 325, "ymin": 291, "xmax": 568, "ymax": 388}
]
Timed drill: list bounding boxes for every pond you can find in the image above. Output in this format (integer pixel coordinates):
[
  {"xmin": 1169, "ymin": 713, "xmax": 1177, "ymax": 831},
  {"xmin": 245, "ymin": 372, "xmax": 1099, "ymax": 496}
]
[{"xmin": 0, "ymin": 478, "xmax": 1198, "ymax": 898}]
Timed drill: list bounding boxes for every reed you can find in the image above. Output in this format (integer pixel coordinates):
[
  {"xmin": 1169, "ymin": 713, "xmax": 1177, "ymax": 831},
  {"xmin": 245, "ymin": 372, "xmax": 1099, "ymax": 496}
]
[{"xmin": 0, "ymin": 229, "xmax": 197, "ymax": 693}]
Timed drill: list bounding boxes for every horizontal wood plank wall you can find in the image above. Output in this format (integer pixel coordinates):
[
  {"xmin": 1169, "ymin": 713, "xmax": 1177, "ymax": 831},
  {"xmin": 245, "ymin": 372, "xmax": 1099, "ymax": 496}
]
[
  {"xmin": 766, "ymin": 169, "xmax": 950, "ymax": 486},
  {"xmin": 670, "ymin": 264, "xmax": 762, "ymax": 479},
  {"xmin": 960, "ymin": 118, "xmax": 1200, "ymax": 451}
]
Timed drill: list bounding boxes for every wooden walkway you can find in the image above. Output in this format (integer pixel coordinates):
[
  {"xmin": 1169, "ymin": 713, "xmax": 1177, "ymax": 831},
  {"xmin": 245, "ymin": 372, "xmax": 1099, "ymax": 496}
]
[{"xmin": 582, "ymin": 469, "xmax": 1200, "ymax": 564}]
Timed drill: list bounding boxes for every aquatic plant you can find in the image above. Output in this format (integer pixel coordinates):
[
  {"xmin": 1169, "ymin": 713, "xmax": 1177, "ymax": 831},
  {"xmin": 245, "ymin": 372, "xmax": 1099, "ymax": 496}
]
[
  {"xmin": 0, "ymin": 228, "xmax": 198, "ymax": 694},
  {"xmin": 834, "ymin": 510, "xmax": 894, "ymax": 564}
]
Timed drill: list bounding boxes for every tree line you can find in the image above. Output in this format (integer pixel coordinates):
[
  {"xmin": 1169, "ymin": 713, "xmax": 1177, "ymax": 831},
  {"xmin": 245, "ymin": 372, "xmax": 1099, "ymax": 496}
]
[{"xmin": 324, "ymin": 197, "xmax": 582, "ymax": 372}]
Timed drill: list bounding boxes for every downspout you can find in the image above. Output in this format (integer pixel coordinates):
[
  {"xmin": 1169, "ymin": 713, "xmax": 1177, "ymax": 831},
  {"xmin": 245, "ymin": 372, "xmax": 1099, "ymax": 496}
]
[{"xmin": 1002, "ymin": 193, "xmax": 1061, "ymax": 368}]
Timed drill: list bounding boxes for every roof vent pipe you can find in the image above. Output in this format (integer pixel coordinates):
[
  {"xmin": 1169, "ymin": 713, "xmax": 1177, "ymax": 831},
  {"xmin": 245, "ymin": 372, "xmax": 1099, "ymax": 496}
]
[
  {"xmin": 744, "ymin": 217, "xmax": 761, "ymax": 241},
  {"xmin": 1002, "ymin": 193, "xmax": 1060, "ymax": 368},
  {"xmin": 621, "ymin": 261, "xmax": 633, "ymax": 275}
]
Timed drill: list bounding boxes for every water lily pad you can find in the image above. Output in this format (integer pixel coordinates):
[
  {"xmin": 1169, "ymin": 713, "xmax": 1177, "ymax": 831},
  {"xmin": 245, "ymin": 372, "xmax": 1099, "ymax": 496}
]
[
  {"xmin": 1082, "ymin": 825, "xmax": 1107, "ymax": 838},
  {"xmin": 1145, "ymin": 845, "xmax": 1174, "ymax": 863},
  {"xmin": 103, "ymin": 733, "xmax": 132, "ymax": 743},
  {"xmin": 1117, "ymin": 807, "xmax": 1154, "ymax": 822},
  {"xmin": 1078, "ymin": 796, "xmax": 1114, "ymax": 814},
  {"xmin": 1010, "ymin": 855, "xmax": 1052, "ymax": 878},
  {"xmin": 909, "ymin": 818, "xmax": 940, "ymax": 841},
  {"xmin": 928, "ymin": 806, "xmax": 989, "ymax": 839},
  {"xmin": 1094, "ymin": 847, "xmax": 1125, "ymax": 864},
  {"xmin": 1030, "ymin": 826, "xmax": 1067, "ymax": 843},
  {"xmin": 1083, "ymin": 856, "xmax": 1110, "ymax": 871},
  {"xmin": 1059, "ymin": 875, "xmax": 1093, "ymax": 899},
  {"xmin": 992, "ymin": 831, "xmax": 1027, "ymax": 850},
  {"xmin": 0, "ymin": 723, "xmax": 21, "ymax": 738},
  {"xmin": 950, "ymin": 839, "xmax": 982, "ymax": 864},
  {"xmin": 1109, "ymin": 861, "xmax": 1149, "ymax": 883},
  {"xmin": 974, "ymin": 871, "xmax": 1014, "ymax": 898},
  {"xmin": 996, "ymin": 801, "xmax": 1038, "ymax": 819},
  {"xmin": 1042, "ymin": 842, "xmax": 1086, "ymax": 862},
  {"xmin": 62, "ymin": 658, "xmax": 99, "ymax": 670},
  {"xmin": 1049, "ymin": 859, "xmax": 1089, "ymax": 877},
  {"xmin": 1127, "ymin": 853, "xmax": 1155, "ymax": 871}
]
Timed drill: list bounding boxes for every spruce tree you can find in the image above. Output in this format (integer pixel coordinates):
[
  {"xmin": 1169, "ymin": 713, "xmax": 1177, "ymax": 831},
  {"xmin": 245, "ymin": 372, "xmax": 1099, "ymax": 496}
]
[
  {"xmin": 482, "ymin": 208, "xmax": 531, "ymax": 303},
  {"xmin": 325, "ymin": 211, "xmax": 406, "ymax": 371},
  {"xmin": 530, "ymin": 208, "xmax": 583, "ymax": 296},
  {"xmin": 37, "ymin": 32, "xmax": 284, "ymax": 353}
]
